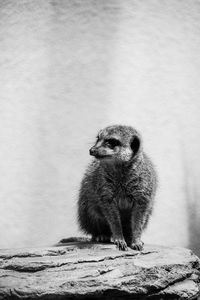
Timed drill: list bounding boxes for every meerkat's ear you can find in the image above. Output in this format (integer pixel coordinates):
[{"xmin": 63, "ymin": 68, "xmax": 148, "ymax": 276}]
[{"xmin": 130, "ymin": 135, "xmax": 141, "ymax": 157}]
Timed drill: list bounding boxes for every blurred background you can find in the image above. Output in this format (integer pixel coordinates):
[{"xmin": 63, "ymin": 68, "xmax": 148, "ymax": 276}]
[{"xmin": 0, "ymin": 0, "xmax": 200, "ymax": 256}]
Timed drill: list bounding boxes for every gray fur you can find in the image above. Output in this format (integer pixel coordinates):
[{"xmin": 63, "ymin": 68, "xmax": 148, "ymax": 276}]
[{"xmin": 78, "ymin": 125, "xmax": 157, "ymax": 251}]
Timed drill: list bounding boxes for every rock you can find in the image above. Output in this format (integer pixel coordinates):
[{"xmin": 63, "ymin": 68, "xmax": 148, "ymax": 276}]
[{"xmin": 0, "ymin": 238, "xmax": 199, "ymax": 299}]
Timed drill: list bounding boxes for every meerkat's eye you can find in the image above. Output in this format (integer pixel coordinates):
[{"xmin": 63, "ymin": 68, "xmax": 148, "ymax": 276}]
[{"xmin": 104, "ymin": 138, "xmax": 121, "ymax": 148}]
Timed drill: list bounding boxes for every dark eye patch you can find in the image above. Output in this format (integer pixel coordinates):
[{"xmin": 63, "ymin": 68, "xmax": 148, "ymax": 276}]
[{"xmin": 104, "ymin": 138, "xmax": 121, "ymax": 148}]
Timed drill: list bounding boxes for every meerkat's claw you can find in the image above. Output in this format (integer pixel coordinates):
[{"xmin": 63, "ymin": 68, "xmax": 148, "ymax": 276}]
[
  {"xmin": 130, "ymin": 241, "xmax": 144, "ymax": 251},
  {"xmin": 113, "ymin": 238, "xmax": 128, "ymax": 251}
]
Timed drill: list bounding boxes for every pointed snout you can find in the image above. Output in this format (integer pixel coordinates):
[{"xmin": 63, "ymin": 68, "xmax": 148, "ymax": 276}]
[{"xmin": 89, "ymin": 147, "xmax": 97, "ymax": 156}]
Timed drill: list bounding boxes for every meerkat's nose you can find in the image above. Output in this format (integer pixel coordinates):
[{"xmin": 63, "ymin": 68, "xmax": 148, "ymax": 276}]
[{"xmin": 89, "ymin": 147, "xmax": 97, "ymax": 156}]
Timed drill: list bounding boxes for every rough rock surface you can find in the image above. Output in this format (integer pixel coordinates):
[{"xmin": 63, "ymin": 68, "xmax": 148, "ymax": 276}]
[{"xmin": 0, "ymin": 238, "xmax": 200, "ymax": 299}]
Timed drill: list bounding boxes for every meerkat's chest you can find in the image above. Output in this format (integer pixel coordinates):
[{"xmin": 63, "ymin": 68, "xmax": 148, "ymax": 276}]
[
  {"xmin": 117, "ymin": 196, "xmax": 133, "ymax": 210},
  {"xmin": 114, "ymin": 185, "xmax": 134, "ymax": 211},
  {"xmin": 103, "ymin": 171, "xmax": 136, "ymax": 210}
]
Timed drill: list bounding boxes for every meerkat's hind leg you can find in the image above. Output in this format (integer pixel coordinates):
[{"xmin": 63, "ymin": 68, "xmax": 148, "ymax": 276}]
[
  {"xmin": 91, "ymin": 234, "xmax": 111, "ymax": 243},
  {"xmin": 90, "ymin": 223, "xmax": 112, "ymax": 243},
  {"xmin": 121, "ymin": 212, "xmax": 133, "ymax": 248}
]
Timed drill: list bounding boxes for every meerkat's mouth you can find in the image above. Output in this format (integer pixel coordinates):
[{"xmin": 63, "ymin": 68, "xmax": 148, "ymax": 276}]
[{"xmin": 95, "ymin": 154, "xmax": 112, "ymax": 160}]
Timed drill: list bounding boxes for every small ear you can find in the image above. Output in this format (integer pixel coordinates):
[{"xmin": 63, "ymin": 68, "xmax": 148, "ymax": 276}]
[{"xmin": 130, "ymin": 135, "xmax": 141, "ymax": 157}]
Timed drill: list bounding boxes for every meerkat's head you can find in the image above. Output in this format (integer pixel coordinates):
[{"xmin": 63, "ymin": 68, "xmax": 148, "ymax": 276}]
[{"xmin": 89, "ymin": 125, "xmax": 142, "ymax": 163}]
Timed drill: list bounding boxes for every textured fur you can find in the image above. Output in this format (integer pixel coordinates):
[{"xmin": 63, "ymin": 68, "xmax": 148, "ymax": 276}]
[{"xmin": 78, "ymin": 125, "xmax": 157, "ymax": 251}]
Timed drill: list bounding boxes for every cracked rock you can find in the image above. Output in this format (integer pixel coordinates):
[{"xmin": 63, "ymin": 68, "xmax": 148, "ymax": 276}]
[{"xmin": 0, "ymin": 239, "xmax": 199, "ymax": 299}]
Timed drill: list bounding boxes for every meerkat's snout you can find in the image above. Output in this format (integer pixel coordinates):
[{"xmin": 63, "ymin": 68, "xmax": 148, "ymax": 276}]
[
  {"xmin": 89, "ymin": 145, "xmax": 111, "ymax": 159},
  {"xmin": 89, "ymin": 137, "xmax": 118, "ymax": 159},
  {"xmin": 89, "ymin": 147, "xmax": 97, "ymax": 156}
]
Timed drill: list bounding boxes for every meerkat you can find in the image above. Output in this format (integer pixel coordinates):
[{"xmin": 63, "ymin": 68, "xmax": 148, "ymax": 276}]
[{"xmin": 78, "ymin": 125, "xmax": 157, "ymax": 251}]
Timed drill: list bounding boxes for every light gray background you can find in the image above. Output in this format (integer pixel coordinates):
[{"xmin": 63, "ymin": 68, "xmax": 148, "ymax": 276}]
[{"xmin": 0, "ymin": 0, "xmax": 200, "ymax": 256}]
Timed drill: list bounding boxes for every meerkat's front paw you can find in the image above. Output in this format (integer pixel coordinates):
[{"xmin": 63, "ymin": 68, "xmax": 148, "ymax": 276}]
[
  {"xmin": 130, "ymin": 240, "xmax": 144, "ymax": 251},
  {"xmin": 112, "ymin": 238, "xmax": 128, "ymax": 251}
]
